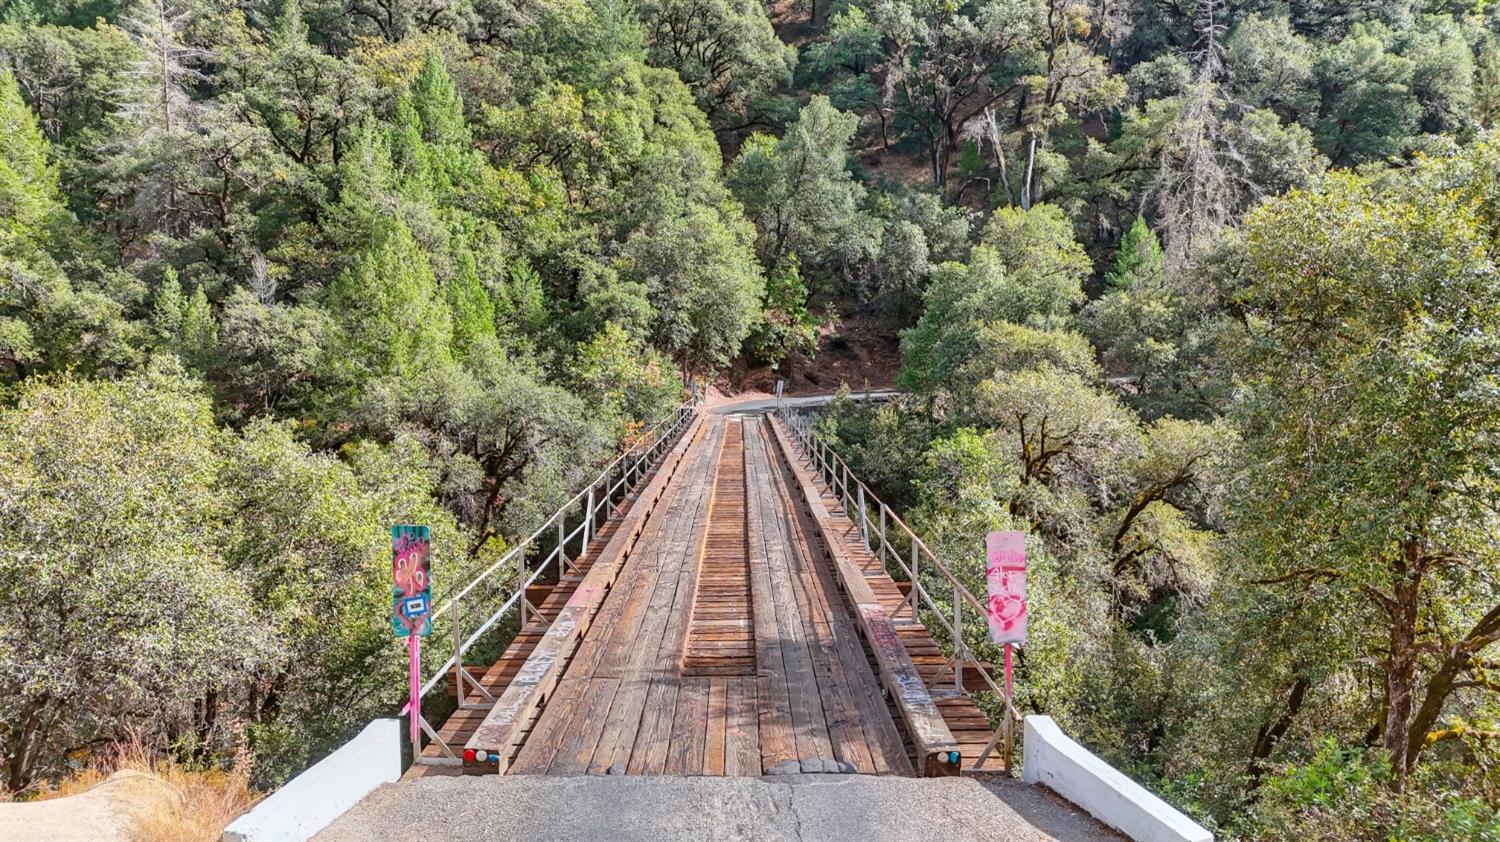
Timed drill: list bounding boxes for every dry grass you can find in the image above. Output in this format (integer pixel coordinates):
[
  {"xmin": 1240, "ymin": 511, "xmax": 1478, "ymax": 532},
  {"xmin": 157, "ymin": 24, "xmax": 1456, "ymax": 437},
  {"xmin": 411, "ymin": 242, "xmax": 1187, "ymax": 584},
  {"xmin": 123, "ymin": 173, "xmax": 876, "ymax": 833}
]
[{"xmin": 19, "ymin": 736, "xmax": 262, "ymax": 842}]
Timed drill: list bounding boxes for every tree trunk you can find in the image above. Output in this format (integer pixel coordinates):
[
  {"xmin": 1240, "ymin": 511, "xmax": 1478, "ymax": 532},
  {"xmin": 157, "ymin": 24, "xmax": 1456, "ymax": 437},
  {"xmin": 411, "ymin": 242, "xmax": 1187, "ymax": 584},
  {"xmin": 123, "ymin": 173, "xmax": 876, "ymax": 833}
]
[
  {"xmin": 5, "ymin": 696, "xmax": 49, "ymax": 792},
  {"xmin": 1382, "ymin": 545, "xmax": 1422, "ymax": 793},
  {"xmin": 1406, "ymin": 602, "xmax": 1500, "ymax": 769},
  {"xmin": 1021, "ymin": 133, "xmax": 1038, "ymax": 210},
  {"xmin": 1246, "ymin": 675, "xmax": 1310, "ymax": 793}
]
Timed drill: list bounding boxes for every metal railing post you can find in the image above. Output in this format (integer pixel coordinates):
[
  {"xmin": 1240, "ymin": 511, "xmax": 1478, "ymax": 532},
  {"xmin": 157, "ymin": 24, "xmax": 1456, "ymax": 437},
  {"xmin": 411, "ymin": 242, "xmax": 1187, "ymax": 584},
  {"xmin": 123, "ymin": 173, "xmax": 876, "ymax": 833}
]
[
  {"xmin": 583, "ymin": 487, "xmax": 595, "ymax": 549},
  {"xmin": 858, "ymin": 484, "xmax": 869, "ymax": 550},
  {"xmin": 911, "ymin": 539, "xmax": 920, "ymax": 621},
  {"xmin": 452, "ymin": 598, "xmax": 465, "ymax": 706},
  {"xmin": 953, "ymin": 580, "xmax": 964, "ymax": 692},
  {"xmin": 519, "ymin": 541, "xmax": 531, "ymax": 629},
  {"xmin": 557, "ymin": 514, "xmax": 567, "ymax": 575}
]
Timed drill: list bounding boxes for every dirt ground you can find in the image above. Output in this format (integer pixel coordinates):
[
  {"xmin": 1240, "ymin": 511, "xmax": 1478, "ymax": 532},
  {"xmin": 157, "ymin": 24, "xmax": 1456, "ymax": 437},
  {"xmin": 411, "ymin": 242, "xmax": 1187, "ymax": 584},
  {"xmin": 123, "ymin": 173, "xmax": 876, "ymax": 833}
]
[{"xmin": 720, "ymin": 308, "xmax": 902, "ymax": 399}]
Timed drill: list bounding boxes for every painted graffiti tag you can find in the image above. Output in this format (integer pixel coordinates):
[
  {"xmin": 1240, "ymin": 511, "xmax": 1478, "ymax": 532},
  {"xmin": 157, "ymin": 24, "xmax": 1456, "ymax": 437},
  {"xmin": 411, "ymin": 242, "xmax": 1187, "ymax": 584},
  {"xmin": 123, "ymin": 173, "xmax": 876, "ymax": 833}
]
[
  {"xmin": 986, "ymin": 531, "xmax": 1027, "ymax": 646},
  {"xmin": 392, "ymin": 525, "xmax": 433, "ymax": 637}
]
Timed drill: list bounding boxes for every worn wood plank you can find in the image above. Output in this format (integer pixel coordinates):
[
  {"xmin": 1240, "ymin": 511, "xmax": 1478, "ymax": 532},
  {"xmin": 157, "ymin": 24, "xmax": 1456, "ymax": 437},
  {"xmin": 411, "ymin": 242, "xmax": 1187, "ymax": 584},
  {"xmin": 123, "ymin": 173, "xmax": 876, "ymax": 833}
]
[
  {"xmin": 766, "ymin": 414, "xmax": 961, "ymax": 778},
  {"xmin": 744, "ymin": 431, "xmax": 802, "ymax": 773},
  {"xmin": 463, "ymin": 414, "xmax": 705, "ymax": 772},
  {"xmin": 705, "ymin": 678, "xmax": 728, "ymax": 776},
  {"xmin": 665, "ymin": 679, "xmax": 710, "ymax": 775},
  {"xmin": 743, "ymin": 423, "xmax": 834, "ymax": 772},
  {"xmin": 547, "ymin": 677, "xmax": 621, "ymax": 775},
  {"xmin": 725, "ymin": 676, "xmax": 761, "ymax": 775},
  {"xmin": 507, "ymin": 676, "xmax": 588, "ymax": 774}
]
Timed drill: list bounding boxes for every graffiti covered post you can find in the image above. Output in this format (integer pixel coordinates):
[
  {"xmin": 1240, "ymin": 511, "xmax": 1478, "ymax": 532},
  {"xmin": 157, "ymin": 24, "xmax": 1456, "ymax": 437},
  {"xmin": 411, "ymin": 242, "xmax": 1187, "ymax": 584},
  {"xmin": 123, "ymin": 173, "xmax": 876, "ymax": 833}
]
[
  {"xmin": 393, "ymin": 525, "xmax": 433, "ymax": 752},
  {"xmin": 986, "ymin": 530, "xmax": 1026, "ymax": 773}
]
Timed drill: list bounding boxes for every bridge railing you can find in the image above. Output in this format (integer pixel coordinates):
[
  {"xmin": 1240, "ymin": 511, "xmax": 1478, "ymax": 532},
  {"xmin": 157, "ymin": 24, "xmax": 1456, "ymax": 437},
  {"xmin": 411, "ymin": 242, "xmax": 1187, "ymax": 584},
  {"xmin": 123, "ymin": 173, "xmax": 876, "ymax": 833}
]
[
  {"xmin": 412, "ymin": 403, "xmax": 696, "ymax": 763},
  {"xmin": 778, "ymin": 407, "xmax": 1023, "ymax": 774}
]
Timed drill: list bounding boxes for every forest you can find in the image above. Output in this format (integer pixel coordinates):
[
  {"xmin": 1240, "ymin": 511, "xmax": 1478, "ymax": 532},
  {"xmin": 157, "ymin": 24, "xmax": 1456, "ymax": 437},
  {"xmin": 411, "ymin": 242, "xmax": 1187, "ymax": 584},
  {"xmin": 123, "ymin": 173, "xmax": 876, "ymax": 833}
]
[{"xmin": 0, "ymin": 0, "xmax": 1497, "ymax": 836}]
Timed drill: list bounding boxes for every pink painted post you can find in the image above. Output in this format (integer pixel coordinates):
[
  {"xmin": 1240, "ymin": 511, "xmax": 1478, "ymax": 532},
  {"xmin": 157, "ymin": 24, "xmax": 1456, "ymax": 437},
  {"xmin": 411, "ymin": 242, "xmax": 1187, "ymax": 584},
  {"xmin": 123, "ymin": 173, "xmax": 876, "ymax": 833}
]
[
  {"xmin": 392, "ymin": 524, "xmax": 432, "ymax": 754},
  {"xmin": 985, "ymin": 531, "xmax": 1027, "ymax": 646},
  {"xmin": 1004, "ymin": 643, "xmax": 1013, "ymax": 701},
  {"xmin": 409, "ymin": 635, "xmax": 421, "ymax": 751}
]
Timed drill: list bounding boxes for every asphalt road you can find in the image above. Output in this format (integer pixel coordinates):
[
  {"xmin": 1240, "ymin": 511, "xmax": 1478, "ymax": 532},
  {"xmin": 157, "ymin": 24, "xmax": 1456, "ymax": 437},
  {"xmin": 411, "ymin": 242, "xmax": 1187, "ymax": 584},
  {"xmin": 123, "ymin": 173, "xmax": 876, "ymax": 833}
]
[
  {"xmin": 316, "ymin": 774, "xmax": 1121, "ymax": 842},
  {"xmin": 709, "ymin": 389, "xmax": 899, "ymax": 416}
]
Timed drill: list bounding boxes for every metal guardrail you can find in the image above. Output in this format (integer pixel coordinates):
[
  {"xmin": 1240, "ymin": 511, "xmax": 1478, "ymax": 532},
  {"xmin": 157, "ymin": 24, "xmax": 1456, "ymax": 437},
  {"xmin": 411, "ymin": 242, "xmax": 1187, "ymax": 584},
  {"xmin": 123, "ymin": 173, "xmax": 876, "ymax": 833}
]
[
  {"xmin": 412, "ymin": 404, "xmax": 696, "ymax": 763},
  {"xmin": 777, "ymin": 407, "xmax": 1023, "ymax": 773}
]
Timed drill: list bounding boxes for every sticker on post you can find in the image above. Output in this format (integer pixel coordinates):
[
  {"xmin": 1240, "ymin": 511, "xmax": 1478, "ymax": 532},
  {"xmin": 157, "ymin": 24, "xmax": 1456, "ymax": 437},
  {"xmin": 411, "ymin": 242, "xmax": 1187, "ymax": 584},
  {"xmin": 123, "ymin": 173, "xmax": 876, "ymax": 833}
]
[
  {"xmin": 985, "ymin": 531, "xmax": 1026, "ymax": 646},
  {"xmin": 392, "ymin": 525, "xmax": 433, "ymax": 638}
]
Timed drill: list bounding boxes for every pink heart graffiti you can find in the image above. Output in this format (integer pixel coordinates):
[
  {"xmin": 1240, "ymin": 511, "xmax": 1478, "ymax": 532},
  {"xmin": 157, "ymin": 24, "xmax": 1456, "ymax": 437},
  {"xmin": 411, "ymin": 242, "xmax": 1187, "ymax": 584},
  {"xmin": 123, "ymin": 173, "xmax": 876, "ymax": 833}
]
[{"xmin": 986, "ymin": 531, "xmax": 1027, "ymax": 646}]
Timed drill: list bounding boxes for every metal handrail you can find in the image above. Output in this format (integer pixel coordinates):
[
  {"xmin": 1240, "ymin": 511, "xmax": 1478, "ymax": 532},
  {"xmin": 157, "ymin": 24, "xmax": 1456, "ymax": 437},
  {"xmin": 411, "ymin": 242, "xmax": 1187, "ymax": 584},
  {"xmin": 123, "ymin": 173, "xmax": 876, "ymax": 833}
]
[
  {"xmin": 411, "ymin": 403, "xmax": 696, "ymax": 763},
  {"xmin": 777, "ymin": 408, "xmax": 1023, "ymax": 770},
  {"xmin": 431, "ymin": 405, "xmax": 694, "ymax": 617}
]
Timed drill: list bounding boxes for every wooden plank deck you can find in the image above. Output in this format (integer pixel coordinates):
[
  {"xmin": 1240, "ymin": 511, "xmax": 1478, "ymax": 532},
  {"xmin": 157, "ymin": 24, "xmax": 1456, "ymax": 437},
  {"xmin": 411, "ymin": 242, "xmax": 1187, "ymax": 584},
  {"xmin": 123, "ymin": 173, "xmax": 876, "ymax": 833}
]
[
  {"xmin": 461, "ymin": 415, "xmax": 708, "ymax": 772},
  {"xmin": 502, "ymin": 414, "xmax": 916, "ymax": 776},
  {"xmin": 765, "ymin": 415, "xmax": 1010, "ymax": 773},
  {"xmin": 680, "ymin": 419, "xmax": 755, "ymax": 676},
  {"xmin": 418, "ymin": 409, "xmax": 1009, "ymax": 779}
]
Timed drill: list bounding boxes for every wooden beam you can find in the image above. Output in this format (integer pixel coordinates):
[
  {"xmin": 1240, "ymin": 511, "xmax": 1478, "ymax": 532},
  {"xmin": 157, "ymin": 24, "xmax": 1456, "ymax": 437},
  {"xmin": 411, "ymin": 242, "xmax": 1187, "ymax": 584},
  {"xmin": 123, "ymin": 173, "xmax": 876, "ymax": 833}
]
[
  {"xmin": 765, "ymin": 415, "xmax": 961, "ymax": 777},
  {"xmin": 463, "ymin": 413, "xmax": 705, "ymax": 772}
]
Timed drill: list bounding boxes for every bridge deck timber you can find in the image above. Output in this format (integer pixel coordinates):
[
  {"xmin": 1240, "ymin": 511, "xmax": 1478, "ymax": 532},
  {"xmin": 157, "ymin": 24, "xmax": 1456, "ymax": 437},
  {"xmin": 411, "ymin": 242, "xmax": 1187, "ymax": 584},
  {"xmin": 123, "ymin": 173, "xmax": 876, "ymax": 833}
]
[{"xmin": 416, "ymin": 408, "xmax": 1004, "ymax": 778}]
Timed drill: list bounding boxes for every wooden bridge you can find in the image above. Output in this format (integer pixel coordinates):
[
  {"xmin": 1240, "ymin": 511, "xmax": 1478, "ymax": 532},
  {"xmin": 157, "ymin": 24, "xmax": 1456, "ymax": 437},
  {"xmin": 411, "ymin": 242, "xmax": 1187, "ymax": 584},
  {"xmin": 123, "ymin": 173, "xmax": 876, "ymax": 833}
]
[{"xmin": 410, "ymin": 403, "xmax": 1013, "ymax": 781}]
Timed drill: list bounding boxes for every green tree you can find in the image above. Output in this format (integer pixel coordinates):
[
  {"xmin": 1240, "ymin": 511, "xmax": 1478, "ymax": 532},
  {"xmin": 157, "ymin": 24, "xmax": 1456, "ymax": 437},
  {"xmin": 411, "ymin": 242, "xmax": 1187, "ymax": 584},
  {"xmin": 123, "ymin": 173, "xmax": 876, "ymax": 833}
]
[
  {"xmin": 231, "ymin": 0, "xmax": 371, "ymax": 171},
  {"xmin": 0, "ymin": 68, "xmax": 135, "ymax": 394},
  {"xmin": 1312, "ymin": 24, "xmax": 1419, "ymax": 165},
  {"xmin": 568, "ymin": 321, "xmax": 683, "ymax": 440},
  {"xmin": 621, "ymin": 203, "xmax": 764, "ymax": 375},
  {"xmin": 326, "ymin": 219, "xmax": 454, "ymax": 386},
  {"xmin": 639, "ymin": 0, "xmax": 794, "ymax": 132},
  {"xmin": 727, "ymin": 96, "xmax": 878, "ymax": 285},
  {"xmin": 1104, "ymin": 217, "xmax": 1164, "ymax": 292},
  {"xmin": 214, "ymin": 287, "xmax": 329, "ymax": 417},
  {"xmin": 746, "ymin": 255, "xmax": 819, "ymax": 369},
  {"xmin": 0, "ymin": 365, "xmax": 261, "ymax": 791},
  {"xmin": 978, "ymin": 203, "xmax": 1090, "ymax": 326},
  {"xmin": 1230, "ymin": 143, "xmax": 1500, "ymax": 792}
]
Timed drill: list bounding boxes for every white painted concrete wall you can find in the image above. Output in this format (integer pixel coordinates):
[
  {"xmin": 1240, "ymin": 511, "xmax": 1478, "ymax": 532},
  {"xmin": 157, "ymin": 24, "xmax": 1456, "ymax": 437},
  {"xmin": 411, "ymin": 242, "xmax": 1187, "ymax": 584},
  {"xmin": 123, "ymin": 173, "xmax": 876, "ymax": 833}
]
[
  {"xmin": 223, "ymin": 718, "xmax": 401, "ymax": 842},
  {"xmin": 1022, "ymin": 715, "xmax": 1212, "ymax": 842}
]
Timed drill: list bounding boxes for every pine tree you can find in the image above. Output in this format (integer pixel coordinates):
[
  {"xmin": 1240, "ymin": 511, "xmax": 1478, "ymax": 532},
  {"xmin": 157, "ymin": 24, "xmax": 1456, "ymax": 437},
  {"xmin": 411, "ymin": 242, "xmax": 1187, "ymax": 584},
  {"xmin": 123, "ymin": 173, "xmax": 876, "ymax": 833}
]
[
  {"xmin": 180, "ymin": 284, "xmax": 218, "ymax": 367},
  {"xmin": 388, "ymin": 94, "xmax": 431, "ymax": 189},
  {"xmin": 447, "ymin": 248, "xmax": 498, "ymax": 359},
  {"xmin": 1104, "ymin": 217, "xmax": 1165, "ymax": 291},
  {"xmin": 152, "ymin": 268, "xmax": 185, "ymax": 342},
  {"xmin": 1476, "ymin": 35, "xmax": 1500, "ymax": 130},
  {"xmin": 270, "ymin": 0, "xmax": 307, "ymax": 45},
  {"xmin": 1, "ymin": 0, "xmax": 38, "ymax": 28},
  {"xmin": 0, "ymin": 70, "xmax": 64, "ymax": 243},
  {"xmin": 410, "ymin": 51, "xmax": 467, "ymax": 148},
  {"xmin": 327, "ymin": 220, "xmax": 454, "ymax": 381}
]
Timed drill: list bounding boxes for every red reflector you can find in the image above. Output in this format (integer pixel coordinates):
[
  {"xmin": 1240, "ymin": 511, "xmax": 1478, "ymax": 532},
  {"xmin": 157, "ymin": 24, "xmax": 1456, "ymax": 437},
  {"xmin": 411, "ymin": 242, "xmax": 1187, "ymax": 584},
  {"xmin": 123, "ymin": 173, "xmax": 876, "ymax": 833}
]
[{"xmin": 463, "ymin": 749, "xmax": 476, "ymax": 762}]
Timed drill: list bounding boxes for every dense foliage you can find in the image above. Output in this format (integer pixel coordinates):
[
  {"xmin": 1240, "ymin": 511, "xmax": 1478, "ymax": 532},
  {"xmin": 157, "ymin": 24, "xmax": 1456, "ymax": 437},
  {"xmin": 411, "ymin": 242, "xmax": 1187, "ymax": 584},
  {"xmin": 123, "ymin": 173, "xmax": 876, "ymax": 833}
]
[
  {"xmin": 1, "ymin": 0, "xmax": 1498, "ymax": 835},
  {"xmin": 819, "ymin": 144, "xmax": 1500, "ymax": 838}
]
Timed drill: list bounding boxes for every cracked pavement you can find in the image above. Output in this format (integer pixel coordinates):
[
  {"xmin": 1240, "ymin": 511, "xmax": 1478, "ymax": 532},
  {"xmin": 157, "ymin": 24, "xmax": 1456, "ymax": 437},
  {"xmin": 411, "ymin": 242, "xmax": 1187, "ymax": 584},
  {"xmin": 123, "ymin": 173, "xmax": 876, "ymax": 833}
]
[{"xmin": 314, "ymin": 774, "xmax": 1123, "ymax": 841}]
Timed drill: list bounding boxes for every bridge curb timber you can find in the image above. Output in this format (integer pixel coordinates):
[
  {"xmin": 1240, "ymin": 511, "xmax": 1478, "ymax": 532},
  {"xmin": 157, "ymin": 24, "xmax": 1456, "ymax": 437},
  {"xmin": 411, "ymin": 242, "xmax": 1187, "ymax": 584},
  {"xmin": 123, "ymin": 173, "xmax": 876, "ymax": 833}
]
[
  {"xmin": 464, "ymin": 412, "xmax": 707, "ymax": 772},
  {"xmin": 766, "ymin": 415, "xmax": 961, "ymax": 777},
  {"xmin": 1023, "ymin": 715, "xmax": 1213, "ymax": 842}
]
